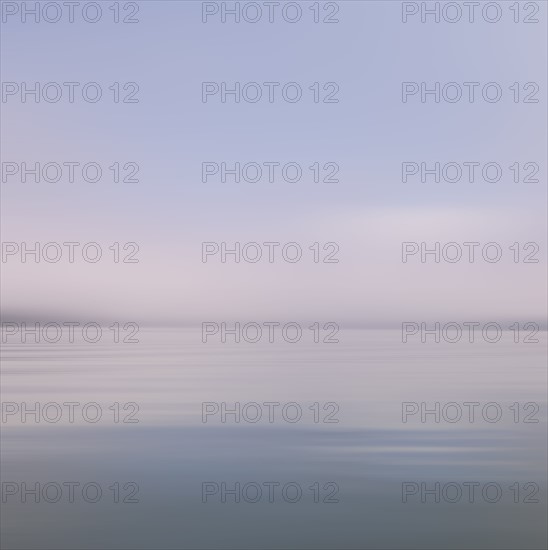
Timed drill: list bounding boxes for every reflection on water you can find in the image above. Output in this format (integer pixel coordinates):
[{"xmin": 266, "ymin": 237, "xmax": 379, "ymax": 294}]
[{"xmin": 1, "ymin": 329, "xmax": 547, "ymax": 549}]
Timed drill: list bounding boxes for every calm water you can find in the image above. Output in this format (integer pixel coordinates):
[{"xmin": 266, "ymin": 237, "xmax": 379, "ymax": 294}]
[{"xmin": 1, "ymin": 328, "xmax": 547, "ymax": 549}]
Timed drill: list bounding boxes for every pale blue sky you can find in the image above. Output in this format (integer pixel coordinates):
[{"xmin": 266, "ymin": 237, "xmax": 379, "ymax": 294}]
[{"xmin": 1, "ymin": 1, "xmax": 546, "ymax": 325}]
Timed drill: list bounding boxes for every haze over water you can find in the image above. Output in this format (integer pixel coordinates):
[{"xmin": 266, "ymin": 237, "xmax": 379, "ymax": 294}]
[{"xmin": 1, "ymin": 1, "xmax": 547, "ymax": 548}]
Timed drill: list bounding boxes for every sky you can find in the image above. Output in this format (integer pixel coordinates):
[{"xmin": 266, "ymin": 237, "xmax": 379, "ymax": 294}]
[{"xmin": 1, "ymin": 0, "xmax": 547, "ymax": 326}]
